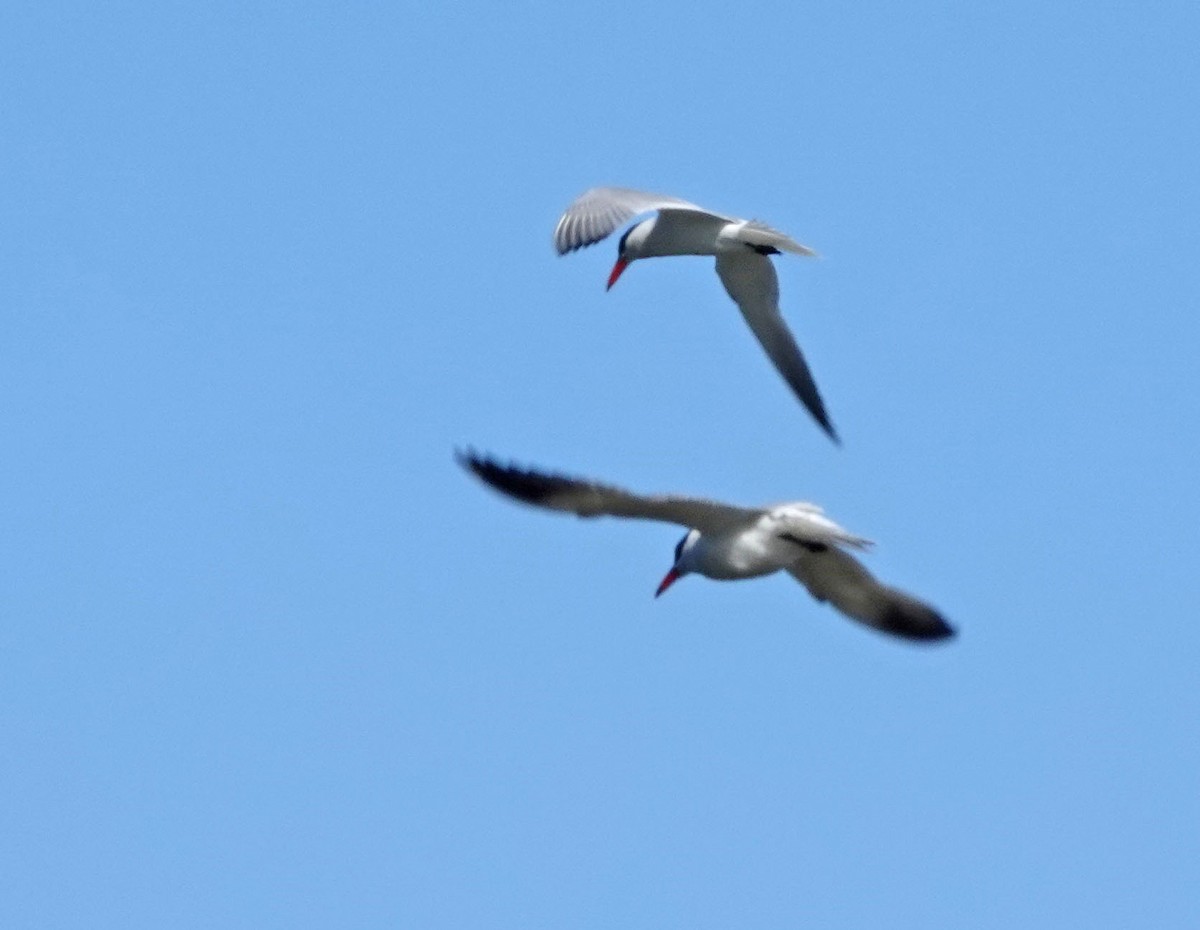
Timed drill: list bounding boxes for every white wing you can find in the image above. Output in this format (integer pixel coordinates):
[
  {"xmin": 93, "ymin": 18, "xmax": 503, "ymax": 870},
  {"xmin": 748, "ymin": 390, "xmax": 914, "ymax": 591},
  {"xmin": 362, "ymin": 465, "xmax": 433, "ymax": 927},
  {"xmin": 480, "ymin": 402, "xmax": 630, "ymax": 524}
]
[
  {"xmin": 714, "ymin": 251, "xmax": 838, "ymax": 442},
  {"xmin": 764, "ymin": 503, "xmax": 873, "ymax": 550},
  {"xmin": 734, "ymin": 220, "xmax": 817, "ymax": 258},
  {"xmin": 460, "ymin": 451, "xmax": 761, "ymax": 535},
  {"xmin": 553, "ymin": 187, "xmax": 720, "ymax": 254},
  {"xmin": 787, "ymin": 547, "xmax": 954, "ymax": 642}
]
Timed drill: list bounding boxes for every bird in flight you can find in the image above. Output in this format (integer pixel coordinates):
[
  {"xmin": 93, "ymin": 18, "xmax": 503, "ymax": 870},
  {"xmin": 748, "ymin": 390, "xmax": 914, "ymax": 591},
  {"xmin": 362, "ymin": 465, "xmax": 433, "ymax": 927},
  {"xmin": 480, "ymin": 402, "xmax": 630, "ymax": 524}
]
[
  {"xmin": 459, "ymin": 450, "xmax": 954, "ymax": 643},
  {"xmin": 554, "ymin": 186, "xmax": 839, "ymax": 443}
]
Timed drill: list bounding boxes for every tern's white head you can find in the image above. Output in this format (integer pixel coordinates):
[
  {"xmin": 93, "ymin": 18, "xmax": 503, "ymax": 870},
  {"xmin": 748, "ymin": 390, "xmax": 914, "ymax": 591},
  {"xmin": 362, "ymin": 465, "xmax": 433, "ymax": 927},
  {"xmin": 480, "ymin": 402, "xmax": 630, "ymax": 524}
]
[
  {"xmin": 655, "ymin": 528, "xmax": 701, "ymax": 597},
  {"xmin": 606, "ymin": 218, "xmax": 655, "ymax": 290}
]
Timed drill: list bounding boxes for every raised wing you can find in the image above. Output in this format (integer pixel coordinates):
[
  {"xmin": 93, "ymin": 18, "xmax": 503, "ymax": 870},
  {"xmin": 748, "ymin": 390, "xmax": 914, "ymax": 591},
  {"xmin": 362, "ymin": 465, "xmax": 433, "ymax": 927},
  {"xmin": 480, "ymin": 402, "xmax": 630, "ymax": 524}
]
[
  {"xmin": 736, "ymin": 220, "xmax": 817, "ymax": 258},
  {"xmin": 714, "ymin": 251, "xmax": 839, "ymax": 443},
  {"xmin": 787, "ymin": 547, "xmax": 954, "ymax": 642},
  {"xmin": 554, "ymin": 187, "xmax": 713, "ymax": 254},
  {"xmin": 459, "ymin": 451, "xmax": 761, "ymax": 535},
  {"xmin": 765, "ymin": 502, "xmax": 873, "ymax": 551}
]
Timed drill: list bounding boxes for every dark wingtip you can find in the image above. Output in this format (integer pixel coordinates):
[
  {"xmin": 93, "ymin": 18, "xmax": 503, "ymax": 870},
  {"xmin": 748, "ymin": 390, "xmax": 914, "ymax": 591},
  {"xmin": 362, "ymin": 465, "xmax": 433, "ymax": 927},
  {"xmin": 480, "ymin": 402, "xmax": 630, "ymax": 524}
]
[
  {"xmin": 915, "ymin": 614, "xmax": 956, "ymax": 642},
  {"xmin": 456, "ymin": 448, "xmax": 584, "ymax": 511},
  {"xmin": 878, "ymin": 603, "xmax": 956, "ymax": 643},
  {"xmin": 811, "ymin": 404, "xmax": 840, "ymax": 445},
  {"xmin": 454, "ymin": 446, "xmax": 486, "ymax": 478},
  {"xmin": 800, "ymin": 396, "xmax": 840, "ymax": 445},
  {"xmin": 454, "ymin": 447, "xmax": 488, "ymax": 488}
]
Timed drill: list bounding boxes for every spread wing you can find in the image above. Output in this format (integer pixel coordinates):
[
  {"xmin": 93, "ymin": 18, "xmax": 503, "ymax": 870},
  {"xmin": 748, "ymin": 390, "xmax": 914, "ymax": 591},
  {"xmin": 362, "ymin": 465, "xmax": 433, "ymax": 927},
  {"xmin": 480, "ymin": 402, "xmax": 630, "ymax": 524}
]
[
  {"xmin": 788, "ymin": 547, "xmax": 954, "ymax": 642},
  {"xmin": 714, "ymin": 251, "xmax": 839, "ymax": 443},
  {"xmin": 553, "ymin": 187, "xmax": 716, "ymax": 254},
  {"xmin": 459, "ymin": 451, "xmax": 761, "ymax": 535}
]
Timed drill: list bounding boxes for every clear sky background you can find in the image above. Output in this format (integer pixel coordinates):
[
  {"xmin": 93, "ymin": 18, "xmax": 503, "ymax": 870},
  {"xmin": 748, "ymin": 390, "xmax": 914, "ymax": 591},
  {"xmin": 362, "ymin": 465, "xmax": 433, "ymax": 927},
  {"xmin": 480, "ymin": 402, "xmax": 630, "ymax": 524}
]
[{"xmin": 3, "ymin": 2, "xmax": 1199, "ymax": 927}]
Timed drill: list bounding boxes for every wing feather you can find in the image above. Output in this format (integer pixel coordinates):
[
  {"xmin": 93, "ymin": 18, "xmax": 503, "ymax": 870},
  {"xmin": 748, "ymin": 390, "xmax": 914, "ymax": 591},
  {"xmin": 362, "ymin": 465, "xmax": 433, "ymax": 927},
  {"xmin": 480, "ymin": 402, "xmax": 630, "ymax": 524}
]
[
  {"xmin": 767, "ymin": 504, "xmax": 873, "ymax": 550},
  {"xmin": 459, "ymin": 451, "xmax": 761, "ymax": 534},
  {"xmin": 714, "ymin": 252, "xmax": 839, "ymax": 442},
  {"xmin": 788, "ymin": 547, "xmax": 954, "ymax": 642},
  {"xmin": 553, "ymin": 187, "xmax": 713, "ymax": 254},
  {"xmin": 738, "ymin": 220, "xmax": 817, "ymax": 257}
]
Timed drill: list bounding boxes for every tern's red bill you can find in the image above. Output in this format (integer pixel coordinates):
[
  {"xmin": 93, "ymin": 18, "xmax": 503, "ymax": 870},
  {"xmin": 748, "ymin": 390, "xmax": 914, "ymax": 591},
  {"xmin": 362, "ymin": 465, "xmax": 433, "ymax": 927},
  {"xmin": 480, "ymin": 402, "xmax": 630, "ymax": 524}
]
[
  {"xmin": 655, "ymin": 566, "xmax": 681, "ymax": 598},
  {"xmin": 606, "ymin": 256, "xmax": 629, "ymax": 290}
]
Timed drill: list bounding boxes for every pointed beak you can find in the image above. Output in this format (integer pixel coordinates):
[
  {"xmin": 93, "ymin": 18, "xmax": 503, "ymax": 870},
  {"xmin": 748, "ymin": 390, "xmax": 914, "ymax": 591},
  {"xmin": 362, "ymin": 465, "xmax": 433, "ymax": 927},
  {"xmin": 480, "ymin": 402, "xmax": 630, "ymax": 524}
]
[
  {"xmin": 655, "ymin": 566, "xmax": 681, "ymax": 598},
  {"xmin": 606, "ymin": 256, "xmax": 630, "ymax": 291}
]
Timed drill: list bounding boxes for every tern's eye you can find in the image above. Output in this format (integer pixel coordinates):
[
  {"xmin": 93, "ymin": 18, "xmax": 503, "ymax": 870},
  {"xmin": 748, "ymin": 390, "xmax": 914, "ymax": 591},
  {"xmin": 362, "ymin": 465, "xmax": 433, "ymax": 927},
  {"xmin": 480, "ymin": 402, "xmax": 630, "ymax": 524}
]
[
  {"xmin": 673, "ymin": 534, "xmax": 687, "ymax": 563},
  {"xmin": 617, "ymin": 227, "xmax": 632, "ymax": 255}
]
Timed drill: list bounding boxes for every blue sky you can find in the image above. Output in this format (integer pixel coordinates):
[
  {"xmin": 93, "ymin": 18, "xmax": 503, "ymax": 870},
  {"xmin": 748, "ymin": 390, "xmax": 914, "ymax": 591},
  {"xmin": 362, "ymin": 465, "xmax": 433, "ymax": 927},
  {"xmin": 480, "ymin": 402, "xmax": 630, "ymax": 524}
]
[{"xmin": 3, "ymin": 2, "xmax": 1199, "ymax": 927}]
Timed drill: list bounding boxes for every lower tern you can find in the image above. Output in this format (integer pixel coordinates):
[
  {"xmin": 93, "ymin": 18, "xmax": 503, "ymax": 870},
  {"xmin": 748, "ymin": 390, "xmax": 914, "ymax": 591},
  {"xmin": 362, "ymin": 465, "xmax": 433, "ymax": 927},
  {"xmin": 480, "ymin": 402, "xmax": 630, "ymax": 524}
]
[{"xmin": 459, "ymin": 451, "xmax": 954, "ymax": 643}]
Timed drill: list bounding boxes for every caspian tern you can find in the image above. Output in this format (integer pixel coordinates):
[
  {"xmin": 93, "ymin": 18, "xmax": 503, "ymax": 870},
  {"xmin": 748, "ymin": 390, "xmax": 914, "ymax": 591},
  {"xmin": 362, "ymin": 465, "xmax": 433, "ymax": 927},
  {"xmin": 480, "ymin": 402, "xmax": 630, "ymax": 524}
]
[
  {"xmin": 554, "ymin": 187, "xmax": 839, "ymax": 443},
  {"xmin": 459, "ymin": 451, "xmax": 954, "ymax": 643}
]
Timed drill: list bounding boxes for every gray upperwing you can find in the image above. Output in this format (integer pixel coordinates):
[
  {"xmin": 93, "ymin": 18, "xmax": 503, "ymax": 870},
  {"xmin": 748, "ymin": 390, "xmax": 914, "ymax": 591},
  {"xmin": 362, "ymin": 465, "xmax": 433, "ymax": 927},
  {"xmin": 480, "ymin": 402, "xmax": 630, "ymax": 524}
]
[
  {"xmin": 787, "ymin": 546, "xmax": 954, "ymax": 642},
  {"xmin": 459, "ymin": 451, "xmax": 759, "ymax": 535},
  {"xmin": 714, "ymin": 251, "xmax": 839, "ymax": 443},
  {"xmin": 554, "ymin": 187, "xmax": 708, "ymax": 255}
]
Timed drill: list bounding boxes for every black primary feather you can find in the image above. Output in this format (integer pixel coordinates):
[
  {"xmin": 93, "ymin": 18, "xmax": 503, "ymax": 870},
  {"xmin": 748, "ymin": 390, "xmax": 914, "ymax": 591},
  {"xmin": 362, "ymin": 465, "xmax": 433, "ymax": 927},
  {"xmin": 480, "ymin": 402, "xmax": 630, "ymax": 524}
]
[{"xmin": 456, "ymin": 450, "xmax": 573, "ymax": 507}]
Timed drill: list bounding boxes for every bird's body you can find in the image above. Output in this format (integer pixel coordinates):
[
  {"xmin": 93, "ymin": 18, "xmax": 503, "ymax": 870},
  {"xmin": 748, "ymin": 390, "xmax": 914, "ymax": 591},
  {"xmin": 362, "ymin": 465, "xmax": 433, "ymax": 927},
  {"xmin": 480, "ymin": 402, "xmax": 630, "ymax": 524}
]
[
  {"xmin": 553, "ymin": 187, "xmax": 816, "ymax": 259},
  {"xmin": 554, "ymin": 187, "xmax": 837, "ymax": 442},
  {"xmin": 459, "ymin": 451, "xmax": 954, "ymax": 643}
]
